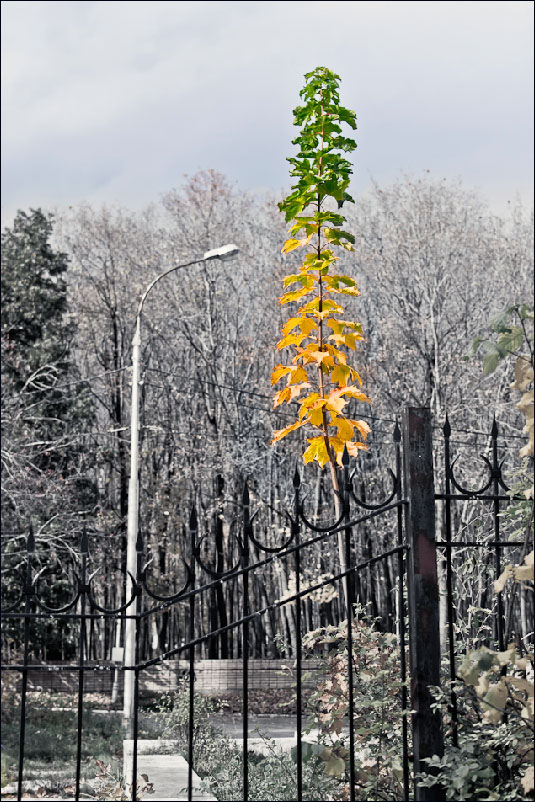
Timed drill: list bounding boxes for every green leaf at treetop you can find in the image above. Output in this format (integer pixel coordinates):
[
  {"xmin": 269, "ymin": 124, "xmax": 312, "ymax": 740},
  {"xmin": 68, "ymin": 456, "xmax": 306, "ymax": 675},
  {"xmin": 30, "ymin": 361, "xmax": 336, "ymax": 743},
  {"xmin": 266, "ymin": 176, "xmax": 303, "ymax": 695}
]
[{"xmin": 483, "ymin": 351, "xmax": 500, "ymax": 376}]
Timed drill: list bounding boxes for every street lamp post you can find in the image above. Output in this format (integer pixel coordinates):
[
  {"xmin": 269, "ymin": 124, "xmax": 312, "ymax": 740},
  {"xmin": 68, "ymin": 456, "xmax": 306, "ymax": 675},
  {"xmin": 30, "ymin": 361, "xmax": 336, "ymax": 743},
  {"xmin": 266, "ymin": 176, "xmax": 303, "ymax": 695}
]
[{"xmin": 123, "ymin": 244, "xmax": 239, "ymax": 734}]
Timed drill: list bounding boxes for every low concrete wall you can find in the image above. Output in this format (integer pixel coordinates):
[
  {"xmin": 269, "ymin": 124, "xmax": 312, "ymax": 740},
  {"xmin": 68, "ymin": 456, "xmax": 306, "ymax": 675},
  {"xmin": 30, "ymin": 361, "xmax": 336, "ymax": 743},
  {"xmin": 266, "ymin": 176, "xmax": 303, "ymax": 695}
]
[{"xmin": 14, "ymin": 658, "xmax": 324, "ymax": 697}]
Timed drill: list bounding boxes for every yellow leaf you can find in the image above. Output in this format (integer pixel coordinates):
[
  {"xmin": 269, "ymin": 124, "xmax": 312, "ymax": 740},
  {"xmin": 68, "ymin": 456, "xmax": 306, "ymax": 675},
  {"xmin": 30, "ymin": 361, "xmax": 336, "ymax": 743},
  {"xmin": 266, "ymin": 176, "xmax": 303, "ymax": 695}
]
[
  {"xmin": 330, "ymin": 386, "xmax": 372, "ymax": 405},
  {"xmin": 327, "ymin": 318, "xmax": 344, "ymax": 335},
  {"xmin": 332, "ymin": 417, "xmax": 354, "ymax": 441},
  {"xmin": 291, "ymin": 384, "xmax": 310, "ymax": 401},
  {"xmin": 511, "ymin": 356, "xmax": 534, "ymax": 392},
  {"xmin": 283, "ymin": 273, "xmax": 314, "ymax": 290},
  {"xmin": 270, "ymin": 419, "xmax": 305, "ymax": 444},
  {"xmin": 330, "ymin": 364, "xmax": 351, "ymax": 385},
  {"xmin": 306, "ymin": 406, "xmax": 326, "ymax": 427},
  {"xmin": 327, "ymin": 436, "xmax": 351, "ymax": 464},
  {"xmin": 273, "ymin": 387, "xmax": 292, "ymax": 407},
  {"xmin": 315, "ymin": 439, "xmax": 331, "ymax": 466},
  {"xmin": 301, "ymin": 298, "xmax": 343, "ymax": 317},
  {"xmin": 288, "ymin": 366, "xmax": 308, "ymax": 385},
  {"xmin": 328, "ymin": 333, "xmax": 345, "ymax": 346},
  {"xmin": 281, "ymin": 238, "xmax": 300, "ymax": 253},
  {"xmin": 325, "ymin": 344, "xmax": 347, "ymax": 364},
  {"xmin": 281, "ymin": 234, "xmax": 313, "ymax": 253},
  {"xmin": 303, "ymin": 441, "xmax": 318, "ymax": 464},
  {"xmin": 522, "ymin": 697, "xmax": 534, "ymax": 722},
  {"xmin": 271, "ymin": 364, "xmax": 290, "ymax": 386},
  {"xmin": 282, "ymin": 316, "xmax": 303, "ymax": 335},
  {"xmin": 482, "ymin": 678, "xmax": 508, "ymax": 724},
  {"xmin": 475, "ymin": 671, "xmax": 490, "ymax": 697},
  {"xmin": 494, "ymin": 564, "xmax": 514, "ymax": 593},
  {"xmin": 324, "ymin": 755, "xmax": 346, "ymax": 777},
  {"xmin": 274, "ymin": 383, "xmax": 309, "ymax": 407},
  {"xmin": 345, "ymin": 440, "xmax": 368, "ymax": 457},
  {"xmin": 276, "ymin": 332, "xmax": 307, "ymax": 350},
  {"xmin": 505, "ymin": 676, "xmax": 534, "ymax": 696},
  {"xmin": 325, "ymin": 394, "xmax": 347, "ymax": 415},
  {"xmin": 301, "ymin": 347, "xmax": 333, "ymax": 366},
  {"xmin": 280, "ymin": 287, "xmax": 314, "ymax": 306},
  {"xmin": 281, "ymin": 315, "xmax": 317, "ymax": 338},
  {"xmin": 517, "ymin": 390, "xmax": 534, "ymax": 417},
  {"xmin": 298, "ymin": 393, "xmax": 320, "ymax": 415},
  {"xmin": 520, "ymin": 439, "xmax": 534, "ymax": 458},
  {"xmin": 303, "ymin": 436, "xmax": 331, "ymax": 466},
  {"xmin": 350, "ymin": 418, "xmax": 371, "ymax": 439},
  {"xmin": 495, "ymin": 551, "xmax": 534, "ymax": 591},
  {"xmin": 298, "ymin": 318, "xmax": 317, "ymax": 336},
  {"xmin": 494, "ymin": 645, "xmax": 517, "ymax": 666}
]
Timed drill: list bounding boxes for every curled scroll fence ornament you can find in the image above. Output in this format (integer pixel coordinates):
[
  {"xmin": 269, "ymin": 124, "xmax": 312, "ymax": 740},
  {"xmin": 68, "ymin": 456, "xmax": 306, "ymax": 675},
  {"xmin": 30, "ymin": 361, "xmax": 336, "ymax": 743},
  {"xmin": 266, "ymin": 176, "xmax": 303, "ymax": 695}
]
[{"xmin": 444, "ymin": 416, "xmax": 511, "ymax": 497}]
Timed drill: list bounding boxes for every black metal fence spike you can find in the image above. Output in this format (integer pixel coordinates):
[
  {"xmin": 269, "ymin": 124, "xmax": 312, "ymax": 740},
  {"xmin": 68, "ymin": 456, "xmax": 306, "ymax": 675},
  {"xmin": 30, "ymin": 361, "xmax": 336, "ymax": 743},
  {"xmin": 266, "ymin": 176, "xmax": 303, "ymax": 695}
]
[
  {"xmin": 189, "ymin": 505, "xmax": 198, "ymax": 531},
  {"xmin": 393, "ymin": 420, "xmax": 402, "ymax": 442},
  {"xmin": 27, "ymin": 523, "xmax": 35, "ymax": 554},
  {"xmin": 342, "ymin": 445, "xmax": 350, "ymax": 467},
  {"xmin": 491, "ymin": 416, "xmax": 498, "ymax": 438},
  {"xmin": 136, "ymin": 528, "xmax": 143, "ymax": 554},
  {"xmin": 443, "ymin": 415, "xmax": 451, "ymax": 438},
  {"xmin": 242, "ymin": 482, "xmax": 250, "ymax": 506},
  {"xmin": 80, "ymin": 528, "xmax": 89, "ymax": 554},
  {"xmin": 293, "ymin": 465, "xmax": 301, "ymax": 488}
]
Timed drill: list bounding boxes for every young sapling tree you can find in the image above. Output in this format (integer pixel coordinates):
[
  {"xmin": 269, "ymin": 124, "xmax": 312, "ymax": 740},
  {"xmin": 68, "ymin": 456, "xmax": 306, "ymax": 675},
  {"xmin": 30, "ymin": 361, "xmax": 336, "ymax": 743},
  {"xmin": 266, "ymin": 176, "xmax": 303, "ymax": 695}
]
[{"xmin": 271, "ymin": 66, "xmax": 371, "ymax": 604}]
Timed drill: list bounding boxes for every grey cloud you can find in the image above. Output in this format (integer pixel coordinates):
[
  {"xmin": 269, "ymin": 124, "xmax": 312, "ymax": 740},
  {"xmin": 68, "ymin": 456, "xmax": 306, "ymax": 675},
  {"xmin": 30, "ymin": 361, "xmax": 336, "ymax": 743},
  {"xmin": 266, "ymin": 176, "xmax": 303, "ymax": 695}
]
[{"xmin": 1, "ymin": 0, "xmax": 533, "ymax": 226}]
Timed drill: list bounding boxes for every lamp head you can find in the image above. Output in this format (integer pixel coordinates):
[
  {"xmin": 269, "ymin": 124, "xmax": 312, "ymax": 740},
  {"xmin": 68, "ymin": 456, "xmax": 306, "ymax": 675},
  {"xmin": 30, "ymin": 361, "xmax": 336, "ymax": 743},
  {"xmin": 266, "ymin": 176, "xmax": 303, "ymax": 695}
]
[{"xmin": 203, "ymin": 243, "xmax": 240, "ymax": 262}]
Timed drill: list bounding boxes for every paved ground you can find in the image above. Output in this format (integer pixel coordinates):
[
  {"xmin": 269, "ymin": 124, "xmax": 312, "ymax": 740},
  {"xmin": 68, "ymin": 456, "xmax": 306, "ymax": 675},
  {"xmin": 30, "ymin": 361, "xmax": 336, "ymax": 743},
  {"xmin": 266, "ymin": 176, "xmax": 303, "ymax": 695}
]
[
  {"xmin": 123, "ymin": 718, "xmax": 315, "ymax": 800},
  {"xmin": 123, "ymin": 740, "xmax": 216, "ymax": 801},
  {"xmin": 209, "ymin": 713, "xmax": 299, "ymax": 739}
]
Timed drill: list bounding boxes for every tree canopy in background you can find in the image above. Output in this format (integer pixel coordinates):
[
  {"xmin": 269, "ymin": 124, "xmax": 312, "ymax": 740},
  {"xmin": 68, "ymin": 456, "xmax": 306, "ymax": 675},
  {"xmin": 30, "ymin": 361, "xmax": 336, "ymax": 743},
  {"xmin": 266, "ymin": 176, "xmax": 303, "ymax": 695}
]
[{"xmin": 1, "ymin": 172, "xmax": 533, "ymax": 662}]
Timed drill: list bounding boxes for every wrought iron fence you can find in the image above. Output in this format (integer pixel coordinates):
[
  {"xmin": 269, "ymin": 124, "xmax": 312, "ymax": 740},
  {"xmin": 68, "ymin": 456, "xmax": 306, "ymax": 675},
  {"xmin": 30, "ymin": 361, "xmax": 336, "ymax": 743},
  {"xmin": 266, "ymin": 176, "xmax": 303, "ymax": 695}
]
[{"xmin": 1, "ymin": 407, "xmax": 532, "ymax": 802}]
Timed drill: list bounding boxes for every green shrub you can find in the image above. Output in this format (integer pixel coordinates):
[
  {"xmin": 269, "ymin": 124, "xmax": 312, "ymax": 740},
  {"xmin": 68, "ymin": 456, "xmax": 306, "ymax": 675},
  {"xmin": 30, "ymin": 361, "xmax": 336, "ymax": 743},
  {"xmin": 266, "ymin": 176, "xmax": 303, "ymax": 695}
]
[
  {"xmin": 302, "ymin": 609, "xmax": 408, "ymax": 801},
  {"xmin": 148, "ymin": 679, "xmax": 338, "ymax": 801}
]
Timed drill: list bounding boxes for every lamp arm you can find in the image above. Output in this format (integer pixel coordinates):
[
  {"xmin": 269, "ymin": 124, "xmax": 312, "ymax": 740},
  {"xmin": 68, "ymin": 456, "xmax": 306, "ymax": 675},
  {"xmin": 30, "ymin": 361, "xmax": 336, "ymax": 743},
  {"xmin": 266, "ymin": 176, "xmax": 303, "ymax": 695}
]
[{"xmin": 135, "ymin": 257, "xmax": 205, "ymax": 324}]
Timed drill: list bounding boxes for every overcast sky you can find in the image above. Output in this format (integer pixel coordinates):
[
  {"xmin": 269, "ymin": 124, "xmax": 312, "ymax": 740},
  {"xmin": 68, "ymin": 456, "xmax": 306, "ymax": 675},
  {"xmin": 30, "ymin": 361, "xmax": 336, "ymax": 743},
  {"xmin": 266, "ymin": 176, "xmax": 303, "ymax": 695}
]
[{"xmin": 1, "ymin": 0, "xmax": 533, "ymax": 226}]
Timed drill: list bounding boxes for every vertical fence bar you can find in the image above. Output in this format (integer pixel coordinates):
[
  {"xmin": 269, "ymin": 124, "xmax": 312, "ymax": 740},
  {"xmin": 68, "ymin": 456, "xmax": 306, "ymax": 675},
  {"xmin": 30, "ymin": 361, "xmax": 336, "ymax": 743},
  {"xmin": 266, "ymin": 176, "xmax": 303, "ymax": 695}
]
[
  {"xmin": 75, "ymin": 530, "xmax": 88, "ymax": 801},
  {"xmin": 443, "ymin": 417, "xmax": 458, "ymax": 746},
  {"xmin": 242, "ymin": 483, "xmax": 251, "ymax": 802},
  {"xmin": 491, "ymin": 418, "xmax": 505, "ymax": 652},
  {"xmin": 394, "ymin": 422, "xmax": 410, "ymax": 799},
  {"xmin": 342, "ymin": 449, "xmax": 356, "ymax": 802},
  {"xmin": 188, "ymin": 506, "xmax": 197, "ymax": 802},
  {"xmin": 293, "ymin": 468, "xmax": 303, "ymax": 801},
  {"xmin": 403, "ymin": 407, "xmax": 445, "ymax": 802},
  {"xmin": 16, "ymin": 526, "xmax": 34, "ymax": 802}
]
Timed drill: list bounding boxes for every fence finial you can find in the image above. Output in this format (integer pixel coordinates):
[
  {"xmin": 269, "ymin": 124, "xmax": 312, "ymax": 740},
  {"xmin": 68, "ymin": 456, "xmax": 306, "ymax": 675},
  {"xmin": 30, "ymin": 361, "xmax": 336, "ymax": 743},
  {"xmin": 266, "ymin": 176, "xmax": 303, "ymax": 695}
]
[
  {"xmin": 80, "ymin": 528, "xmax": 89, "ymax": 554},
  {"xmin": 393, "ymin": 420, "xmax": 401, "ymax": 443},
  {"xmin": 443, "ymin": 415, "xmax": 451, "ymax": 438},
  {"xmin": 27, "ymin": 522, "xmax": 35, "ymax": 553},
  {"xmin": 342, "ymin": 444, "xmax": 350, "ymax": 467},
  {"xmin": 242, "ymin": 481, "xmax": 250, "ymax": 507},
  {"xmin": 136, "ymin": 528, "xmax": 143, "ymax": 554},
  {"xmin": 293, "ymin": 465, "xmax": 301, "ymax": 489},
  {"xmin": 189, "ymin": 504, "xmax": 198, "ymax": 531},
  {"xmin": 491, "ymin": 415, "xmax": 498, "ymax": 438}
]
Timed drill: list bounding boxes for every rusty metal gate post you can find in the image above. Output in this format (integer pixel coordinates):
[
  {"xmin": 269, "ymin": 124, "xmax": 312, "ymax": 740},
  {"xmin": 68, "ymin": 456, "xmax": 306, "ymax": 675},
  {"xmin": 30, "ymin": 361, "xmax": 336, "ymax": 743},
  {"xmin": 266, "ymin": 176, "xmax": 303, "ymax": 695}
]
[{"xmin": 403, "ymin": 407, "xmax": 445, "ymax": 801}]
